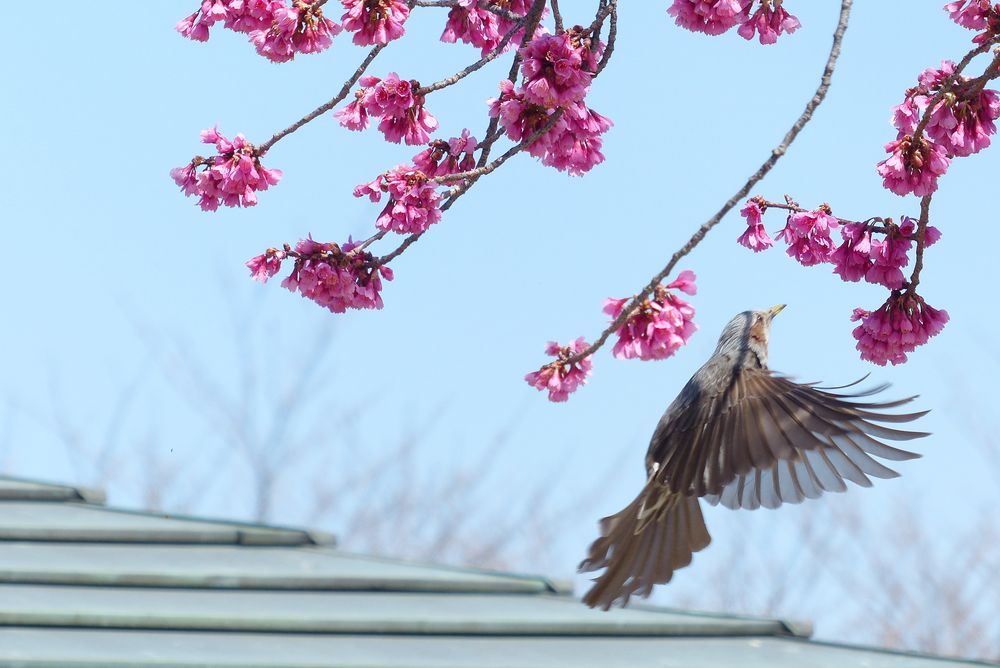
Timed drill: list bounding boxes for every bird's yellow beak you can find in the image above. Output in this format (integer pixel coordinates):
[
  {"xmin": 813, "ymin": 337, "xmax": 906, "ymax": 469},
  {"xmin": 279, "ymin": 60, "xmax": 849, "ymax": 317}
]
[{"xmin": 768, "ymin": 304, "xmax": 786, "ymax": 319}]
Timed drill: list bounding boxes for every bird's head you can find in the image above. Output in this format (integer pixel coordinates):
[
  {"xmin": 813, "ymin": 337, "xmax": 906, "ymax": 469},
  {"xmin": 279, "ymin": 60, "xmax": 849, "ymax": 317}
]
[{"xmin": 713, "ymin": 304, "xmax": 786, "ymax": 367}]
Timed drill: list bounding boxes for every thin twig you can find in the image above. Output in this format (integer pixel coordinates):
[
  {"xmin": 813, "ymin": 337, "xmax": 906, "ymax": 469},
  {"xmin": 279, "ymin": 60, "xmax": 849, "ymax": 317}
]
[
  {"xmin": 412, "ymin": 0, "xmax": 522, "ymax": 21},
  {"xmin": 551, "ymin": 0, "xmax": 564, "ymax": 33},
  {"xmin": 595, "ymin": 1, "xmax": 617, "ymax": 76},
  {"xmin": 417, "ymin": 14, "xmax": 528, "ymax": 94},
  {"xmin": 565, "ymin": 0, "xmax": 854, "ymax": 365},
  {"xmin": 258, "ymin": 43, "xmax": 387, "ymax": 153},
  {"xmin": 907, "ymin": 194, "xmax": 933, "ymax": 293},
  {"xmin": 355, "ymin": 229, "xmax": 388, "ymax": 253},
  {"xmin": 581, "ymin": 0, "xmax": 615, "ymax": 37},
  {"xmin": 432, "ymin": 111, "xmax": 563, "ymax": 185},
  {"xmin": 378, "ymin": 109, "xmax": 564, "ymax": 265},
  {"xmin": 755, "ymin": 198, "xmax": 878, "ymax": 230}
]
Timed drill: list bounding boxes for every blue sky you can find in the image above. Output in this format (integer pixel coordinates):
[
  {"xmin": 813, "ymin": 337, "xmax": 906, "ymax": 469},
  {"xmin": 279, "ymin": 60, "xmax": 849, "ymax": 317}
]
[{"xmin": 2, "ymin": 1, "xmax": 997, "ymax": 647}]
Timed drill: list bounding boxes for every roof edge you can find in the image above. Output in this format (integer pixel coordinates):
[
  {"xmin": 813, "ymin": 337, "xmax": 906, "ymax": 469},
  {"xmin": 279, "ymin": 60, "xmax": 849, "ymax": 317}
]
[{"xmin": 0, "ymin": 475, "xmax": 106, "ymax": 505}]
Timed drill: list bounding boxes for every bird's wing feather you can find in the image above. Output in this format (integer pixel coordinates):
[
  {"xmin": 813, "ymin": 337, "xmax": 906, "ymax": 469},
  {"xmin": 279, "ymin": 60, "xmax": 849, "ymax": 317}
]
[{"xmin": 647, "ymin": 367, "xmax": 926, "ymax": 510}]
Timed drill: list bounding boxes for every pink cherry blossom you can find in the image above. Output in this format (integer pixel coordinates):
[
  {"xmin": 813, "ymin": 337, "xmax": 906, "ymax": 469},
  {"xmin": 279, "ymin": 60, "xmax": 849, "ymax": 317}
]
[
  {"xmin": 945, "ymin": 0, "xmax": 990, "ymax": 29},
  {"xmin": 524, "ymin": 337, "xmax": 593, "ymax": 402},
  {"xmin": 355, "ymin": 166, "xmax": 443, "ymax": 234},
  {"xmin": 667, "ymin": 0, "xmax": 749, "ymax": 36},
  {"xmin": 737, "ymin": 0, "xmax": 800, "ymax": 44},
  {"xmin": 899, "ymin": 216, "xmax": 942, "ymax": 247},
  {"xmin": 278, "ymin": 236, "xmax": 393, "ymax": 313},
  {"xmin": 171, "ymin": 127, "xmax": 282, "ymax": 211},
  {"xmin": 176, "ymin": 10, "xmax": 212, "ymax": 41},
  {"xmin": 176, "ymin": 1, "xmax": 232, "ymax": 41},
  {"xmin": 337, "ymin": 74, "xmax": 439, "ymax": 145},
  {"xmin": 519, "ymin": 32, "xmax": 595, "ymax": 108},
  {"xmin": 668, "ymin": 269, "xmax": 698, "ymax": 295},
  {"xmin": 605, "ymin": 272, "xmax": 698, "ymax": 361},
  {"xmin": 246, "ymin": 248, "xmax": 287, "ymax": 283},
  {"xmin": 365, "ymin": 72, "xmax": 414, "ymax": 116},
  {"xmin": 413, "ymin": 130, "xmax": 478, "ymax": 177},
  {"xmin": 341, "ymin": 0, "xmax": 409, "ymax": 46},
  {"xmin": 249, "ymin": 2, "xmax": 341, "ymax": 62},
  {"xmin": 865, "ymin": 225, "xmax": 912, "ymax": 290},
  {"xmin": 334, "ymin": 96, "xmax": 370, "ymax": 131},
  {"xmin": 876, "ymin": 135, "xmax": 950, "ymax": 197},
  {"xmin": 830, "ymin": 222, "xmax": 874, "ymax": 283},
  {"xmin": 852, "ymin": 292, "xmax": 949, "ymax": 366},
  {"xmin": 893, "ymin": 61, "xmax": 1000, "ymax": 158},
  {"xmin": 488, "ymin": 80, "xmax": 545, "ymax": 141},
  {"xmin": 776, "ymin": 208, "xmax": 839, "ymax": 266},
  {"xmin": 442, "ymin": 0, "xmax": 537, "ymax": 55},
  {"xmin": 533, "ymin": 102, "xmax": 612, "ymax": 175},
  {"xmin": 944, "ymin": 0, "xmax": 1000, "ymax": 41},
  {"xmin": 378, "ymin": 103, "xmax": 439, "ymax": 145},
  {"xmin": 487, "ymin": 82, "xmax": 612, "ymax": 176},
  {"xmin": 736, "ymin": 198, "xmax": 773, "ymax": 252},
  {"xmin": 224, "ymin": 0, "xmax": 278, "ymax": 33},
  {"xmin": 441, "ymin": 0, "xmax": 503, "ymax": 54},
  {"xmin": 178, "ymin": 1, "xmax": 339, "ymax": 60}
]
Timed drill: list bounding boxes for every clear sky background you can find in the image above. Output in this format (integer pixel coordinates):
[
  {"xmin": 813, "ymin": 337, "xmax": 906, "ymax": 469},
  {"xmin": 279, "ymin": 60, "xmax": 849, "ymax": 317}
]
[{"xmin": 2, "ymin": 1, "xmax": 998, "ymax": 651}]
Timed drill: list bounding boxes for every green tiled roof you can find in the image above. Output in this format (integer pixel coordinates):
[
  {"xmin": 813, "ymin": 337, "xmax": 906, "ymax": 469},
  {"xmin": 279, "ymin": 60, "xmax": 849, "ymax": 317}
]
[{"xmin": 0, "ymin": 475, "xmax": 990, "ymax": 668}]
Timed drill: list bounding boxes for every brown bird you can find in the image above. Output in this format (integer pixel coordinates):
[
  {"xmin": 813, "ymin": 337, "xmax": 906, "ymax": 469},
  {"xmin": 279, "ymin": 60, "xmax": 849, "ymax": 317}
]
[{"xmin": 578, "ymin": 305, "xmax": 928, "ymax": 610}]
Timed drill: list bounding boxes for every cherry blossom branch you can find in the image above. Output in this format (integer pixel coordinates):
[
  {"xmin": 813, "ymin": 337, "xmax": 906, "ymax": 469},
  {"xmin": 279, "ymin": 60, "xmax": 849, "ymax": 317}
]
[
  {"xmin": 911, "ymin": 38, "xmax": 1000, "ymax": 147},
  {"xmin": 579, "ymin": 0, "xmax": 615, "ymax": 39},
  {"xmin": 378, "ymin": 0, "xmax": 622, "ymax": 266},
  {"xmin": 594, "ymin": 1, "xmax": 616, "ymax": 76},
  {"xmin": 417, "ymin": 14, "xmax": 528, "ymax": 94},
  {"xmin": 907, "ymin": 194, "xmax": 933, "ymax": 294},
  {"xmin": 564, "ymin": 0, "xmax": 853, "ymax": 365},
  {"xmin": 378, "ymin": 112, "xmax": 564, "ymax": 262},
  {"xmin": 551, "ymin": 0, "xmax": 564, "ymax": 34},
  {"xmin": 753, "ymin": 197, "xmax": 887, "ymax": 231},
  {"xmin": 258, "ymin": 42, "xmax": 388, "ymax": 153},
  {"xmin": 412, "ymin": 0, "xmax": 522, "ymax": 22},
  {"xmin": 430, "ymin": 111, "xmax": 563, "ymax": 184}
]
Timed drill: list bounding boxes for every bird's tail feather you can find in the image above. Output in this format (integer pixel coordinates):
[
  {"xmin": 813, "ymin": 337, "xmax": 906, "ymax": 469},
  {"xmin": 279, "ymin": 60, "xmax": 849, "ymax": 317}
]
[{"xmin": 578, "ymin": 485, "xmax": 710, "ymax": 610}]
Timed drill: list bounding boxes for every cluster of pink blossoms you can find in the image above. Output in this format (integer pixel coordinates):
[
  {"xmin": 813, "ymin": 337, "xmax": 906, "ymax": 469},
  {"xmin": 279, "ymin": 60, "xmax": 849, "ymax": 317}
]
[
  {"xmin": 341, "ymin": 0, "xmax": 410, "ymax": 46},
  {"xmin": 667, "ymin": 0, "xmax": 799, "ymax": 44},
  {"xmin": 170, "ymin": 127, "xmax": 282, "ymax": 210},
  {"xmin": 737, "ymin": 197, "xmax": 946, "ymax": 364},
  {"xmin": 835, "ymin": 218, "xmax": 941, "ymax": 290},
  {"xmin": 878, "ymin": 59, "xmax": 1000, "ymax": 196},
  {"xmin": 524, "ymin": 338, "xmax": 593, "ymax": 402},
  {"xmin": 736, "ymin": 198, "xmax": 773, "ymax": 251},
  {"xmin": 354, "ymin": 165, "xmax": 443, "ymax": 234},
  {"xmin": 519, "ymin": 32, "xmax": 597, "ymax": 107},
  {"xmin": 604, "ymin": 271, "xmax": 698, "ymax": 361},
  {"xmin": 246, "ymin": 237, "xmax": 393, "ymax": 313},
  {"xmin": 336, "ymin": 73, "xmax": 439, "ymax": 145},
  {"xmin": 177, "ymin": 0, "xmax": 340, "ymax": 62},
  {"xmin": 413, "ymin": 130, "xmax": 478, "ymax": 177},
  {"xmin": 738, "ymin": 199, "xmax": 942, "ymax": 288},
  {"xmin": 485, "ymin": 30, "xmax": 611, "ymax": 176},
  {"xmin": 441, "ymin": 0, "xmax": 537, "ymax": 56},
  {"xmin": 945, "ymin": 0, "xmax": 1000, "ymax": 42},
  {"xmin": 851, "ymin": 293, "xmax": 949, "ymax": 366},
  {"xmin": 488, "ymin": 82, "xmax": 612, "ymax": 175},
  {"xmin": 488, "ymin": 30, "xmax": 612, "ymax": 177},
  {"xmin": 775, "ymin": 207, "xmax": 839, "ymax": 267}
]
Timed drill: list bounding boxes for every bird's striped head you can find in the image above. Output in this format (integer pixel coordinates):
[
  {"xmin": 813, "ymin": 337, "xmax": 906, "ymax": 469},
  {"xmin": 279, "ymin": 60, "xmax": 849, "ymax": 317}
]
[{"xmin": 713, "ymin": 304, "xmax": 785, "ymax": 368}]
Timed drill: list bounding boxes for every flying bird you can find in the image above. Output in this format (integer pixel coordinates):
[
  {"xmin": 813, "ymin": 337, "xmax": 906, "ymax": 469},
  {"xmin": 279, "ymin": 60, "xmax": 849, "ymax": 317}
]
[{"xmin": 578, "ymin": 305, "xmax": 928, "ymax": 610}]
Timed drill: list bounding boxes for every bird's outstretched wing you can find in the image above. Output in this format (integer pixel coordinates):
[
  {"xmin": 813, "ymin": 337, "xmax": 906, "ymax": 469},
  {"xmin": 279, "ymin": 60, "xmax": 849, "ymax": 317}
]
[{"xmin": 648, "ymin": 367, "xmax": 928, "ymax": 510}]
